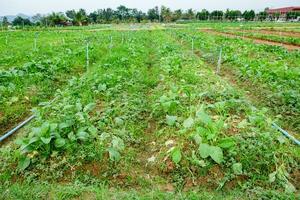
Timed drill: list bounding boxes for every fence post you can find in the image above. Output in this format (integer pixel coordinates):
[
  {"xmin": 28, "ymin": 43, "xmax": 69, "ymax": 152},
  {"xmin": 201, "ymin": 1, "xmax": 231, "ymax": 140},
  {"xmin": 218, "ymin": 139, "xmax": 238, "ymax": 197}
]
[
  {"xmin": 34, "ymin": 32, "xmax": 38, "ymax": 51},
  {"xmin": 216, "ymin": 47, "xmax": 222, "ymax": 74},
  {"xmin": 192, "ymin": 37, "xmax": 194, "ymax": 53},
  {"xmin": 86, "ymin": 41, "xmax": 89, "ymax": 72}
]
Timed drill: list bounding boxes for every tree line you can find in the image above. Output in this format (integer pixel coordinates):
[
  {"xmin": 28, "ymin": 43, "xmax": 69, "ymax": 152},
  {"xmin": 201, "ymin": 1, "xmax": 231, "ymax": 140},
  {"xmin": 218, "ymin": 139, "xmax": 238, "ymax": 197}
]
[{"xmin": 1, "ymin": 5, "xmax": 300, "ymax": 27}]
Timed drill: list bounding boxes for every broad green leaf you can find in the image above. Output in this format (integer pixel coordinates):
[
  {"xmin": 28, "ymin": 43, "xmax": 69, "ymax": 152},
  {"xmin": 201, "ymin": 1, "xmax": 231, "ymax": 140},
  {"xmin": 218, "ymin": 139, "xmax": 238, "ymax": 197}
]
[
  {"xmin": 50, "ymin": 123, "xmax": 58, "ymax": 131},
  {"xmin": 192, "ymin": 134, "xmax": 202, "ymax": 145},
  {"xmin": 41, "ymin": 137, "xmax": 52, "ymax": 144},
  {"xmin": 108, "ymin": 147, "xmax": 121, "ymax": 161},
  {"xmin": 18, "ymin": 157, "xmax": 30, "ymax": 171},
  {"xmin": 115, "ymin": 117, "xmax": 124, "ymax": 126},
  {"xmin": 59, "ymin": 122, "xmax": 70, "ymax": 130},
  {"xmin": 55, "ymin": 138, "xmax": 66, "ymax": 148},
  {"xmin": 166, "ymin": 115, "xmax": 177, "ymax": 126},
  {"xmin": 40, "ymin": 122, "xmax": 50, "ymax": 135},
  {"xmin": 112, "ymin": 137, "xmax": 125, "ymax": 151},
  {"xmin": 209, "ymin": 146, "xmax": 223, "ymax": 164},
  {"xmin": 75, "ymin": 112, "xmax": 85, "ymax": 123},
  {"xmin": 197, "ymin": 110, "xmax": 211, "ymax": 125},
  {"xmin": 199, "ymin": 143, "xmax": 210, "ymax": 159},
  {"xmin": 68, "ymin": 132, "xmax": 76, "ymax": 141},
  {"xmin": 76, "ymin": 102, "xmax": 82, "ymax": 111},
  {"xmin": 232, "ymin": 163, "xmax": 243, "ymax": 175},
  {"xmin": 171, "ymin": 148, "xmax": 182, "ymax": 164},
  {"xmin": 88, "ymin": 126, "xmax": 98, "ymax": 137},
  {"xmin": 83, "ymin": 103, "xmax": 96, "ymax": 113},
  {"xmin": 98, "ymin": 83, "xmax": 107, "ymax": 91},
  {"xmin": 218, "ymin": 138, "xmax": 236, "ymax": 149},
  {"xmin": 183, "ymin": 117, "xmax": 194, "ymax": 129},
  {"xmin": 77, "ymin": 131, "xmax": 89, "ymax": 141}
]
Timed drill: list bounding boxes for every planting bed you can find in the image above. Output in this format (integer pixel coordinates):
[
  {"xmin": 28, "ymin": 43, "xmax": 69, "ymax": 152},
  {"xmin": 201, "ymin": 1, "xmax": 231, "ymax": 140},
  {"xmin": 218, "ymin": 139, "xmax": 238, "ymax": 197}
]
[{"xmin": 0, "ymin": 23, "xmax": 299, "ymax": 199}]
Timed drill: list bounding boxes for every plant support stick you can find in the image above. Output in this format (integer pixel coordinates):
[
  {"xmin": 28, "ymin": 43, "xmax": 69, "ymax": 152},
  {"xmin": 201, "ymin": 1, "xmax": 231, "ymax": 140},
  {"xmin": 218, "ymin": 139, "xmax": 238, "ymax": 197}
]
[{"xmin": 217, "ymin": 47, "xmax": 222, "ymax": 74}]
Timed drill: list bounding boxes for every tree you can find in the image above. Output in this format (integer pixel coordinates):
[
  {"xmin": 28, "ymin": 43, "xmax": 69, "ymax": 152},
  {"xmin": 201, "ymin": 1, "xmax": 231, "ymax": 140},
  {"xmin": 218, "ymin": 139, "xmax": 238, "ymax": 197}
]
[
  {"xmin": 196, "ymin": 9, "xmax": 209, "ymax": 20},
  {"xmin": 243, "ymin": 10, "xmax": 255, "ymax": 21},
  {"xmin": 2, "ymin": 16, "xmax": 9, "ymax": 27},
  {"xmin": 32, "ymin": 14, "xmax": 43, "ymax": 25},
  {"xmin": 66, "ymin": 10, "xmax": 76, "ymax": 21},
  {"xmin": 287, "ymin": 11, "xmax": 300, "ymax": 20},
  {"xmin": 258, "ymin": 11, "xmax": 267, "ymax": 21},
  {"xmin": 172, "ymin": 9, "xmax": 182, "ymax": 21},
  {"xmin": 210, "ymin": 10, "xmax": 224, "ymax": 20},
  {"xmin": 225, "ymin": 9, "xmax": 242, "ymax": 21},
  {"xmin": 74, "ymin": 9, "xmax": 88, "ymax": 25},
  {"xmin": 147, "ymin": 7, "xmax": 159, "ymax": 22},
  {"xmin": 47, "ymin": 12, "xmax": 67, "ymax": 26},
  {"xmin": 132, "ymin": 9, "xmax": 145, "ymax": 23},
  {"xmin": 185, "ymin": 9, "xmax": 195, "ymax": 20},
  {"xmin": 161, "ymin": 6, "xmax": 172, "ymax": 22},
  {"xmin": 12, "ymin": 16, "xmax": 32, "ymax": 26},
  {"xmin": 88, "ymin": 11, "xmax": 98, "ymax": 23},
  {"xmin": 116, "ymin": 5, "xmax": 129, "ymax": 21}
]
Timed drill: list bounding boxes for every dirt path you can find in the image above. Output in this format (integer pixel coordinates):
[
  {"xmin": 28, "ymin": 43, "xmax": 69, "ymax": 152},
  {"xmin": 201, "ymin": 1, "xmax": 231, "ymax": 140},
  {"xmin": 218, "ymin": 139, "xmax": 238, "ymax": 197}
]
[
  {"xmin": 248, "ymin": 29, "xmax": 300, "ymax": 38},
  {"xmin": 201, "ymin": 29, "xmax": 300, "ymax": 51}
]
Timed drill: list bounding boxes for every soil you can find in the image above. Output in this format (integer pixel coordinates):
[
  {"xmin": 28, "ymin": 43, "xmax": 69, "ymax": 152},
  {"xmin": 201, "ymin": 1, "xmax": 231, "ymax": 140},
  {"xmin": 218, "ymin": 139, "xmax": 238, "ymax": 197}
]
[
  {"xmin": 201, "ymin": 29, "xmax": 300, "ymax": 51},
  {"xmin": 244, "ymin": 29, "xmax": 300, "ymax": 38}
]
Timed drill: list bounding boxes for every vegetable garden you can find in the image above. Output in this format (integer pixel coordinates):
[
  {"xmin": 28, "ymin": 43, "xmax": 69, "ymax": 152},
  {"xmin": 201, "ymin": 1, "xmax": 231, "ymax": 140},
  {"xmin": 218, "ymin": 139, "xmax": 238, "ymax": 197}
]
[{"xmin": 0, "ymin": 23, "xmax": 299, "ymax": 199}]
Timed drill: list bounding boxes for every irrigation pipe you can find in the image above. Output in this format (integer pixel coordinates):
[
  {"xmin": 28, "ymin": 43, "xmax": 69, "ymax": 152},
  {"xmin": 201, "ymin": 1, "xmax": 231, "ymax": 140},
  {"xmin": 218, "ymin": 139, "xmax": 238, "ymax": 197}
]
[
  {"xmin": 0, "ymin": 97, "xmax": 58, "ymax": 143},
  {"xmin": 0, "ymin": 115, "xmax": 35, "ymax": 143},
  {"xmin": 272, "ymin": 123, "xmax": 300, "ymax": 146}
]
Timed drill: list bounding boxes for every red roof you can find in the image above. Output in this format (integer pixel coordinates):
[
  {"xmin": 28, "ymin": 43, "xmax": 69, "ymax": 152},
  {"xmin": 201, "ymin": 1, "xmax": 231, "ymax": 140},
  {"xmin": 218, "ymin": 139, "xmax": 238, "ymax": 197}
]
[{"xmin": 267, "ymin": 6, "xmax": 300, "ymax": 14}]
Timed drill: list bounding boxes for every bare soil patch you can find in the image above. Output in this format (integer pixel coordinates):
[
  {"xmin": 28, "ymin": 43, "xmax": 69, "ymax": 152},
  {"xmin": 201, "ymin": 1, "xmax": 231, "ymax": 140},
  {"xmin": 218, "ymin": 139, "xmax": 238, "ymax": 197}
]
[{"xmin": 201, "ymin": 29, "xmax": 300, "ymax": 51}]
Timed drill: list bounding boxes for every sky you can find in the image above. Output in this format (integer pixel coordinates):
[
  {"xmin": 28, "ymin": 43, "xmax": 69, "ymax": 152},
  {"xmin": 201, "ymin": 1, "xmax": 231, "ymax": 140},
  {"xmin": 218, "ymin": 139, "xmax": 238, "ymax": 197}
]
[{"xmin": 0, "ymin": 0, "xmax": 299, "ymax": 16}]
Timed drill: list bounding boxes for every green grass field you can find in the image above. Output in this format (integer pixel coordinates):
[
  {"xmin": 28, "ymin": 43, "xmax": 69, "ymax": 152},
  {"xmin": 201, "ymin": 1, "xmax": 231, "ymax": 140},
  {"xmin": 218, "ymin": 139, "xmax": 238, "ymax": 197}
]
[{"xmin": 0, "ymin": 23, "xmax": 299, "ymax": 199}]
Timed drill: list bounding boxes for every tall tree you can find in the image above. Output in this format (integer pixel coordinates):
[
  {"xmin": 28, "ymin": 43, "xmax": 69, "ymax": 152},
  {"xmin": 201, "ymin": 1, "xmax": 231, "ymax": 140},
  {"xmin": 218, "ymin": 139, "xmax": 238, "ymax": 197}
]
[
  {"xmin": 258, "ymin": 11, "xmax": 267, "ymax": 21},
  {"xmin": 210, "ymin": 10, "xmax": 224, "ymax": 20},
  {"xmin": 172, "ymin": 9, "xmax": 182, "ymax": 21},
  {"xmin": 147, "ymin": 7, "xmax": 159, "ymax": 22},
  {"xmin": 243, "ymin": 10, "xmax": 255, "ymax": 21},
  {"xmin": 2, "ymin": 16, "xmax": 9, "ymax": 27},
  {"xmin": 161, "ymin": 6, "xmax": 172, "ymax": 22},
  {"xmin": 12, "ymin": 16, "xmax": 32, "ymax": 26},
  {"xmin": 196, "ymin": 9, "xmax": 209, "ymax": 20},
  {"xmin": 116, "ymin": 5, "xmax": 129, "ymax": 21},
  {"xmin": 185, "ymin": 9, "xmax": 195, "ymax": 20}
]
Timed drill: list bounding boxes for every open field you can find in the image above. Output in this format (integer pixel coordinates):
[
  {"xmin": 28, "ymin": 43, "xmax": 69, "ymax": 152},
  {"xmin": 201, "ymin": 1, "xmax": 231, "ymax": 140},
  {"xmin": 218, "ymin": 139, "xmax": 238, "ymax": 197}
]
[{"xmin": 0, "ymin": 22, "xmax": 299, "ymax": 199}]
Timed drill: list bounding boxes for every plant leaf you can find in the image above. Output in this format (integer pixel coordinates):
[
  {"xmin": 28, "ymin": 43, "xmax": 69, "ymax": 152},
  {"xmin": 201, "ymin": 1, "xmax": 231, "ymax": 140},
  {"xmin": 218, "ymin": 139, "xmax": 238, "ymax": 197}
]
[
  {"xmin": 83, "ymin": 103, "xmax": 96, "ymax": 113},
  {"xmin": 166, "ymin": 115, "xmax": 177, "ymax": 126},
  {"xmin": 197, "ymin": 110, "xmax": 211, "ymax": 125},
  {"xmin": 77, "ymin": 131, "xmax": 89, "ymax": 141},
  {"xmin": 18, "ymin": 157, "xmax": 30, "ymax": 171},
  {"xmin": 199, "ymin": 143, "xmax": 210, "ymax": 159},
  {"xmin": 218, "ymin": 138, "xmax": 236, "ymax": 149},
  {"xmin": 183, "ymin": 117, "xmax": 194, "ymax": 129},
  {"xmin": 41, "ymin": 137, "xmax": 52, "ymax": 144},
  {"xmin": 232, "ymin": 163, "xmax": 243, "ymax": 175},
  {"xmin": 171, "ymin": 148, "xmax": 182, "ymax": 164},
  {"xmin": 55, "ymin": 138, "xmax": 66, "ymax": 148},
  {"xmin": 108, "ymin": 147, "xmax": 121, "ymax": 161},
  {"xmin": 209, "ymin": 146, "xmax": 223, "ymax": 164}
]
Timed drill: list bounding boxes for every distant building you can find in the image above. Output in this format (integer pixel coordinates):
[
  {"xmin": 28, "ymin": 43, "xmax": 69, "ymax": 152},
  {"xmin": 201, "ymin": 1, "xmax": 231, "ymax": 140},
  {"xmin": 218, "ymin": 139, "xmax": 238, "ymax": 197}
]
[{"xmin": 266, "ymin": 6, "xmax": 300, "ymax": 20}]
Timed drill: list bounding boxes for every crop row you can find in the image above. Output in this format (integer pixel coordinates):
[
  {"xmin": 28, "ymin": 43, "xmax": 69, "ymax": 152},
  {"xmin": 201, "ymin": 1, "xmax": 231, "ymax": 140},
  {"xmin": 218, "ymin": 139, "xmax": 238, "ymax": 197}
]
[
  {"xmin": 0, "ymin": 30, "xmax": 298, "ymax": 197},
  {"xmin": 173, "ymin": 29, "xmax": 300, "ymax": 132}
]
